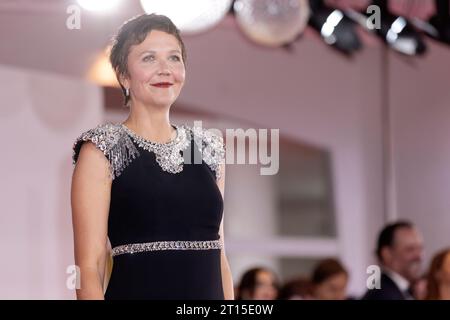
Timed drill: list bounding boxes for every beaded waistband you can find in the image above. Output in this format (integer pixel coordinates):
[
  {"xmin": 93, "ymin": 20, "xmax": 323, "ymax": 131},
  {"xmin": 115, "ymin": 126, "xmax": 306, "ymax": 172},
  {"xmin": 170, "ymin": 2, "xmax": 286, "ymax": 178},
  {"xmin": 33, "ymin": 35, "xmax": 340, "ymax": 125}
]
[{"xmin": 111, "ymin": 240, "xmax": 222, "ymax": 257}]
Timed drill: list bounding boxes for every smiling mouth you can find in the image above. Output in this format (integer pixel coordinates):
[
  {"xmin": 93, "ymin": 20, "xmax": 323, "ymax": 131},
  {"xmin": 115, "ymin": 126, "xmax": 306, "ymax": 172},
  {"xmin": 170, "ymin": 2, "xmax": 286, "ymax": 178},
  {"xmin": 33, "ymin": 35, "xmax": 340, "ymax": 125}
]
[{"xmin": 151, "ymin": 83, "xmax": 173, "ymax": 88}]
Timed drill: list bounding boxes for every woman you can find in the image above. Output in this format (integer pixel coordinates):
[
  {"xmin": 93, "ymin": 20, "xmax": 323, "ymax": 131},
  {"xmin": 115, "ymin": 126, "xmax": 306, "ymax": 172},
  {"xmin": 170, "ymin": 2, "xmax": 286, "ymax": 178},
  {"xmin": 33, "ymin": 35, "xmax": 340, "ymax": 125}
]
[
  {"xmin": 425, "ymin": 248, "xmax": 450, "ymax": 300},
  {"xmin": 236, "ymin": 267, "xmax": 279, "ymax": 300},
  {"xmin": 71, "ymin": 13, "xmax": 234, "ymax": 300},
  {"xmin": 311, "ymin": 258, "xmax": 348, "ymax": 300},
  {"xmin": 277, "ymin": 277, "xmax": 313, "ymax": 300}
]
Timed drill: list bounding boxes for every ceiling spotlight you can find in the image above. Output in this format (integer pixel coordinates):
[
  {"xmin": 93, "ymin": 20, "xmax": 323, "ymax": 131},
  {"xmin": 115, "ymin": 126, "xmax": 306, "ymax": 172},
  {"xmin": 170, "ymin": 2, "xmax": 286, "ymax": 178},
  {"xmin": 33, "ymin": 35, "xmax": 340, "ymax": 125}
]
[
  {"xmin": 347, "ymin": 0, "xmax": 426, "ymax": 56},
  {"xmin": 233, "ymin": 0, "xmax": 310, "ymax": 47},
  {"xmin": 308, "ymin": 0, "xmax": 362, "ymax": 55},
  {"xmin": 77, "ymin": 0, "xmax": 121, "ymax": 12},
  {"xmin": 412, "ymin": 0, "xmax": 450, "ymax": 46},
  {"xmin": 140, "ymin": 0, "xmax": 232, "ymax": 34}
]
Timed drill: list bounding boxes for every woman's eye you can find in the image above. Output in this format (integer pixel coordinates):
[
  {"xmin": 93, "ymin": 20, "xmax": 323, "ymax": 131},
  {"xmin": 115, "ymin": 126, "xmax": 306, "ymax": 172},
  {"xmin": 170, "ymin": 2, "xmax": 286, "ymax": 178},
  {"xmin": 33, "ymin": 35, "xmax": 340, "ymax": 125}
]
[
  {"xmin": 143, "ymin": 55, "xmax": 154, "ymax": 62},
  {"xmin": 170, "ymin": 55, "xmax": 181, "ymax": 61}
]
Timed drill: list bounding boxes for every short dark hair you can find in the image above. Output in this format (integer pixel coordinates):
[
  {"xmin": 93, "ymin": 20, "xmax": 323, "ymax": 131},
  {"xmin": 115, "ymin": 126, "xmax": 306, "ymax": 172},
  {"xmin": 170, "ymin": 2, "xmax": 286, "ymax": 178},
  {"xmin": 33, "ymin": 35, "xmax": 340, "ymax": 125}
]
[
  {"xmin": 109, "ymin": 13, "xmax": 187, "ymax": 106},
  {"xmin": 311, "ymin": 258, "xmax": 348, "ymax": 285},
  {"xmin": 376, "ymin": 220, "xmax": 414, "ymax": 262}
]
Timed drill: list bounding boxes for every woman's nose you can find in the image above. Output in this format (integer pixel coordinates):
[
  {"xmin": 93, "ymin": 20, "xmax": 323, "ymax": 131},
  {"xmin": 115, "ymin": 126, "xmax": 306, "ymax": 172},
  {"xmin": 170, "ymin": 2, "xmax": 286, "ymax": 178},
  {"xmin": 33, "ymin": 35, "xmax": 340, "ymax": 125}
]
[{"xmin": 157, "ymin": 61, "xmax": 171, "ymax": 75}]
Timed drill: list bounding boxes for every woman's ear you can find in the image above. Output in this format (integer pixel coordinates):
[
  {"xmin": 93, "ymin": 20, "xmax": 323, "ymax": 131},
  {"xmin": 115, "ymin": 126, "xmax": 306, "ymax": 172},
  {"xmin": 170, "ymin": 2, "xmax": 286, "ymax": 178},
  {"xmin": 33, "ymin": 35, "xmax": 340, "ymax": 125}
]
[{"xmin": 119, "ymin": 73, "xmax": 129, "ymax": 90}]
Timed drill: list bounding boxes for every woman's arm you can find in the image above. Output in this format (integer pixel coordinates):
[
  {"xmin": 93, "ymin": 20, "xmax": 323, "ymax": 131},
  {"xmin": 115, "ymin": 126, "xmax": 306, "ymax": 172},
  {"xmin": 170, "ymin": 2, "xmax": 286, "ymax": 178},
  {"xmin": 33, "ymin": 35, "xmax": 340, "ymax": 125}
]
[
  {"xmin": 71, "ymin": 142, "xmax": 112, "ymax": 300},
  {"xmin": 217, "ymin": 163, "xmax": 235, "ymax": 300}
]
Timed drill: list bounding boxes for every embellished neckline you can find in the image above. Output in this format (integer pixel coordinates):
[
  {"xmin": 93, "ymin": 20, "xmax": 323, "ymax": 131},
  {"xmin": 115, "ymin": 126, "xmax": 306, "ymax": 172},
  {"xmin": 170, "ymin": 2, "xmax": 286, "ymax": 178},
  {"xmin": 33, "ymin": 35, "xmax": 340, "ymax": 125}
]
[
  {"xmin": 120, "ymin": 123, "xmax": 180, "ymax": 146},
  {"xmin": 120, "ymin": 122, "xmax": 191, "ymax": 174}
]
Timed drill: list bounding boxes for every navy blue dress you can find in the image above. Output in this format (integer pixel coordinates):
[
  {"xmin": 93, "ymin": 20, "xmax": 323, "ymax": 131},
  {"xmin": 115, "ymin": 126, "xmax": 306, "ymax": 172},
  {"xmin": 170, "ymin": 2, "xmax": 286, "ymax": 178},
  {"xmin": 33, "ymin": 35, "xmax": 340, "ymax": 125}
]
[{"xmin": 73, "ymin": 123, "xmax": 225, "ymax": 299}]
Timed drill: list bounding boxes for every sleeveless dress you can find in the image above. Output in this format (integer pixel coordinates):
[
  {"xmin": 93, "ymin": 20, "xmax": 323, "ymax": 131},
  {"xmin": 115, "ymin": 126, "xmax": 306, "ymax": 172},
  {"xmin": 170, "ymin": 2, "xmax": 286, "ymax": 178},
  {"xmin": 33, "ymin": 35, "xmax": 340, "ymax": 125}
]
[{"xmin": 72, "ymin": 123, "xmax": 226, "ymax": 300}]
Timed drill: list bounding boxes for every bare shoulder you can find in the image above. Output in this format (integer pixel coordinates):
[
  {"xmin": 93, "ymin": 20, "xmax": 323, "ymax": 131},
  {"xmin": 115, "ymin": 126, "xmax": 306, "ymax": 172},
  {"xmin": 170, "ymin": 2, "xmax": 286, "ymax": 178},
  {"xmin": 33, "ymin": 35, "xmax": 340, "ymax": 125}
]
[{"xmin": 74, "ymin": 141, "xmax": 111, "ymax": 182}]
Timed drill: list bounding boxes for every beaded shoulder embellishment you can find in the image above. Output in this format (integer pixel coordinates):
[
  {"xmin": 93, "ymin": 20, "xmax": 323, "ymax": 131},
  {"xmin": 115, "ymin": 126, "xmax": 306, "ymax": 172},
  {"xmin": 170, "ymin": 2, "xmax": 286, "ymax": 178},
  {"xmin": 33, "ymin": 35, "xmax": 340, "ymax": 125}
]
[
  {"xmin": 72, "ymin": 123, "xmax": 226, "ymax": 180},
  {"xmin": 72, "ymin": 123, "xmax": 140, "ymax": 180}
]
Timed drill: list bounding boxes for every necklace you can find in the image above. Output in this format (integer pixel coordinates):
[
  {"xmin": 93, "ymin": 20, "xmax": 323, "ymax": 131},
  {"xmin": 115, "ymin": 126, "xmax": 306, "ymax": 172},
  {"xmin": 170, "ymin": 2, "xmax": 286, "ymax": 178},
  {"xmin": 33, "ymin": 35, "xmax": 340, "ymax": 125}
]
[{"xmin": 121, "ymin": 123, "xmax": 191, "ymax": 174}]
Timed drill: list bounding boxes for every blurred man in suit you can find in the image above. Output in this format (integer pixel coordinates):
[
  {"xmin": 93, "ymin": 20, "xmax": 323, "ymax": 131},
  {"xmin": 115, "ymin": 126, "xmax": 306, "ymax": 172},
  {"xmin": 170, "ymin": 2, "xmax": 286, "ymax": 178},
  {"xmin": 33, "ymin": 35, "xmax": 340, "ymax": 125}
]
[{"xmin": 362, "ymin": 221, "xmax": 424, "ymax": 300}]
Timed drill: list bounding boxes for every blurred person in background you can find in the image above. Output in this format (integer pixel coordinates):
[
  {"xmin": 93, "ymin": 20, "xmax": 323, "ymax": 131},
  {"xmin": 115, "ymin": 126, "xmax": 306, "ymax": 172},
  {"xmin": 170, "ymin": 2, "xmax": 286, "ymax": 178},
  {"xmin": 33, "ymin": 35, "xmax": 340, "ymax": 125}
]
[
  {"xmin": 277, "ymin": 276, "xmax": 313, "ymax": 300},
  {"xmin": 311, "ymin": 258, "xmax": 349, "ymax": 300},
  {"xmin": 236, "ymin": 267, "xmax": 279, "ymax": 300},
  {"xmin": 425, "ymin": 248, "xmax": 450, "ymax": 300},
  {"xmin": 362, "ymin": 221, "xmax": 424, "ymax": 300},
  {"xmin": 411, "ymin": 273, "xmax": 428, "ymax": 300}
]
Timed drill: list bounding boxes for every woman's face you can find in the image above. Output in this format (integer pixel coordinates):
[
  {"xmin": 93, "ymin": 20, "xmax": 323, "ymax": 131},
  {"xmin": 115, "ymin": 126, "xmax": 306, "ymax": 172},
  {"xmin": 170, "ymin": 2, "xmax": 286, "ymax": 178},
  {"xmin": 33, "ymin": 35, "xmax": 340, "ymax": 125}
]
[
  {"xmin": 123, "ymin": 30, "xmax": 185, "ymax": 109},
  {"xmin": 251, "ymin": 270, "xmax": 278, "ymax": 300},
  {"xmin": 314, "ymin": 273, "xmax": 348, "ymax": 300}
]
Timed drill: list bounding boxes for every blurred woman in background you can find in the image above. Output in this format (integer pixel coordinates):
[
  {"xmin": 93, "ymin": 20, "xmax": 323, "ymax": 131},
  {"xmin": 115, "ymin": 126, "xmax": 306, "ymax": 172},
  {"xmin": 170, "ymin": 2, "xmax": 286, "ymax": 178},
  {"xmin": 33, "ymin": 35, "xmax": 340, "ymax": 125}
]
[
  {"xmin": 311, "ymin": 258, "xmax": 349, "ymax": 300},
  {"xmin": 236, "ymin": 266, "xmax": 279, "ymax": 300},
  {"xmin": 425, "ymin": 248, "xmax": 450, "ymax": 300},
  {"xmin": 277, "ymin": 276, "xmax": 313, "ymax": 300}
]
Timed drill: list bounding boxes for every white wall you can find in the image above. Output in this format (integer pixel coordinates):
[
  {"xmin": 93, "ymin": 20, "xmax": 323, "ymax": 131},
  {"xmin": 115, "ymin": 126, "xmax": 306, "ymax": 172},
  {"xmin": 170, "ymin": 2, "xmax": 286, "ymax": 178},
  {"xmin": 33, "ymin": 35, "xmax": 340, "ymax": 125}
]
[
  {"xmin": 0, "ymin": 64, "xmax": 103, "ymax": 299},
  {"xmin": 389, "ymin": 43, "xmax": 450, "ymax": 265}
]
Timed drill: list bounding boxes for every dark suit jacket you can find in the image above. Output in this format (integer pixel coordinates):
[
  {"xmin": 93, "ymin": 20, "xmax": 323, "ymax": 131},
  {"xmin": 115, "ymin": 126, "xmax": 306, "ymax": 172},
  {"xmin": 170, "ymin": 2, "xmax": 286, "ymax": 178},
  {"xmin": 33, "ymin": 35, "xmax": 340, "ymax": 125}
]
[{"xmin": 361, "ymin": 272, "xmax": 409, "ymax": 300}]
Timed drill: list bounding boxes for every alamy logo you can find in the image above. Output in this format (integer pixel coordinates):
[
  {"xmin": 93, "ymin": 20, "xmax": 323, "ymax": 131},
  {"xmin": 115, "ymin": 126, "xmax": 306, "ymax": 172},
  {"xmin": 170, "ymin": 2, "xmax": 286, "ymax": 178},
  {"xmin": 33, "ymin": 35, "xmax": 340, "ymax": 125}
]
[
  {"xmin": 66, "ymin": 5, "xmax": 81, "ymax": 30},
  {"xmin": 66, "ymin": 265, "xmax": 81, "ymax": 290},
  {"xmin": 366, "ymin": 5, "xmax": 381, "ymax": 30},
  {"xmin": 190, "ymin": 121, "xmax": 280, "ymax": 176},
  {"xmin": 366, "ymin": 265, "xmax": 381, "ymax": 289}
]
